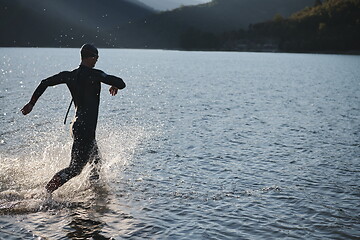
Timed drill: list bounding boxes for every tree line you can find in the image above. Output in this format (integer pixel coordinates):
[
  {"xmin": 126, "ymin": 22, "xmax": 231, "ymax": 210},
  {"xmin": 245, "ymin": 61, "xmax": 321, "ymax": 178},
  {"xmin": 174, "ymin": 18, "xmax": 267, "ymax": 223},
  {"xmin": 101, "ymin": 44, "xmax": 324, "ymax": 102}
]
[{"xmin": 180, "ymin": 0, "xmax": 360, "ymax": 53}]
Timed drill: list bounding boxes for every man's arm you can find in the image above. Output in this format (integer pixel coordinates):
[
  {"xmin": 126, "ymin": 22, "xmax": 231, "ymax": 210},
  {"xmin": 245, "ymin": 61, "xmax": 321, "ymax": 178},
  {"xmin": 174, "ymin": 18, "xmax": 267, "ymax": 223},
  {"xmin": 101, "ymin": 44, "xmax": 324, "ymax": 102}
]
[
  {"xmin": 21, "ymin": 72, "xmax": 69, "ymax": 115},
  {"xmin": 98, "ymin": 71, "xmax": 126, "ymax": 93},
  {"xmin": 101, "ymin": 73, "xmax": 126, "ymax": 97}
]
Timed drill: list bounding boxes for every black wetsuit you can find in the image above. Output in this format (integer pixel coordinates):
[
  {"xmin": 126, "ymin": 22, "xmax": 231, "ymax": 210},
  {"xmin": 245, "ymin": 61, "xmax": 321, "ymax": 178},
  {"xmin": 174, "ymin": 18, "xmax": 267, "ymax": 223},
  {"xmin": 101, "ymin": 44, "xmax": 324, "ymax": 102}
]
[{"xmin": 31, "ymin": 65, "xmax": 125, "ymax": 186}]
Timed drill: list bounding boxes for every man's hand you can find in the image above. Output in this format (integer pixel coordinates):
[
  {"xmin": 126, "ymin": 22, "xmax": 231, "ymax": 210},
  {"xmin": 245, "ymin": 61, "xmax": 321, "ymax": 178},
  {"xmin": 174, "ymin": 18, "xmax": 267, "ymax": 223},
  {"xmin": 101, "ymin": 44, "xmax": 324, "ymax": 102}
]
[
  {"xmin": 21, "ymin": 103, "xmax": 34, "ymax": 115},
  {"xmin": 109, "ymin": 86, "xmax": 118, "ymax": 96}
]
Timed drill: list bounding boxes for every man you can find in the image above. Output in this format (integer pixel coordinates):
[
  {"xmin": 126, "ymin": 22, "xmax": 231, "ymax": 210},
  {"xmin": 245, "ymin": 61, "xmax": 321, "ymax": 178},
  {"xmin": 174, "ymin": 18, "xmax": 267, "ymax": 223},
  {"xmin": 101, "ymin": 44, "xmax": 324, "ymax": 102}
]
[{"xmin": 21, "ymin": 44, "xmax": 126, "ymax": 193}]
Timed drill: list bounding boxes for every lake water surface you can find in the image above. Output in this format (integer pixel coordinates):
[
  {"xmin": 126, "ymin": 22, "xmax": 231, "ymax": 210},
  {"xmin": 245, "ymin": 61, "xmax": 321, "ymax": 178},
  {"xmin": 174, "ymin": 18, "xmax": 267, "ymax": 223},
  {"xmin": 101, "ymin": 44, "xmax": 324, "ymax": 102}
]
[{"xmin": 0, "ymin": 48, "xmax": 359, "ymax": 239}]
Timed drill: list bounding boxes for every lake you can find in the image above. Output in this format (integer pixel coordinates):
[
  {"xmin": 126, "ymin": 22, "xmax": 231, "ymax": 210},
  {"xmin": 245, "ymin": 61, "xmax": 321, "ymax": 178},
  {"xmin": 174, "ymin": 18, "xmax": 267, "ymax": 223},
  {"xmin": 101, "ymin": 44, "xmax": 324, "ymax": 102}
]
[{"xmin": 0, "ymin": 48, "xmax": 359, "ymax": 239}]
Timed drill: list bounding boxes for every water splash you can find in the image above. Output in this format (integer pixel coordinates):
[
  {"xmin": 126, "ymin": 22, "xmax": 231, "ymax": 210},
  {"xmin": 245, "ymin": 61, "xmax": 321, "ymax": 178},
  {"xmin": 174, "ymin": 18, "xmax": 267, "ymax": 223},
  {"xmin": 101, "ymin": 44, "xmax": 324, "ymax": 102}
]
[{"xmin": 0, "ymin": 122, "xmax": 155, "ymax": 215}]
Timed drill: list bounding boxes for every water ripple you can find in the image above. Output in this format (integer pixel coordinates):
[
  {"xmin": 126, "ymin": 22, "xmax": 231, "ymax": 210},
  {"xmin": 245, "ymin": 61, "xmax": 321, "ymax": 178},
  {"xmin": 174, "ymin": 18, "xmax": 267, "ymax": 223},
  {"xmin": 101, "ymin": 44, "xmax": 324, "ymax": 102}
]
[{"xmin": 1, "ymin": 49, "xmax": 360, "ymax": 239}]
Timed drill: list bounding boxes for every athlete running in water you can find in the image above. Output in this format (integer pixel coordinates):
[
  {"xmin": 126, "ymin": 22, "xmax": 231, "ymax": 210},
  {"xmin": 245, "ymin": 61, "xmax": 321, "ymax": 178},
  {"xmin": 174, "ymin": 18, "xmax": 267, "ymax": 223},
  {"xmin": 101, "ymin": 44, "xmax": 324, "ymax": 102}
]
[{"xmin": 21, "ymin": 44, "xmax": 126, "ymax": 193}]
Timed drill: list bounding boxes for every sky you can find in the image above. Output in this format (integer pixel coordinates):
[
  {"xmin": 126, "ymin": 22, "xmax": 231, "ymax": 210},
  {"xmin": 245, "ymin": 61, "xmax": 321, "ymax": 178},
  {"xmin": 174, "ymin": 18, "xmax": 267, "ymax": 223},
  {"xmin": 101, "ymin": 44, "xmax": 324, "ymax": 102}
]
[{"xmin": 136, "ymin": 0, "xmax": 211, "ymax": 11}]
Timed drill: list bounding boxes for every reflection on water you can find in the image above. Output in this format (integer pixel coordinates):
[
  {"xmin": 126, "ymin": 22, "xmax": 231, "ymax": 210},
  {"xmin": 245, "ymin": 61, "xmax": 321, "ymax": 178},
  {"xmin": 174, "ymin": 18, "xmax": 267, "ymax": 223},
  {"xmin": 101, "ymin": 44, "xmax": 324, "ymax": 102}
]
[
  {"xmin": 65, "ymin": 184, "xmax": 112, "ymax": 240},
  {"xmin": 0, "ymin": 48, "xmax": 359, "ymax": 239},
  {"xmin": 21, "ymin": 182, "xmax": 114, "ymax": 239},
  {"xmin": 67, "ymin": 216, "xmax": 108, "ymax": 239},
  {"xmin": 67, "ymin": 216, "xmax": 112, "ymax": 240}
]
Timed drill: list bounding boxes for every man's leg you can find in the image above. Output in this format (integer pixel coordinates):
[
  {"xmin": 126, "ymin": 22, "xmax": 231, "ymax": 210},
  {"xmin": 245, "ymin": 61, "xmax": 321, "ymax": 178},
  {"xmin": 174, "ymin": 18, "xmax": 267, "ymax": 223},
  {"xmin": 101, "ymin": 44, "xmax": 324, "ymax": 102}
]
[
  {"xmin": 46, "ymin": 138, "xmax": 91, "ymax": 193},
  {"xmin": 89, "ymin": 140, "xmax": 102, "ymax": 181}
]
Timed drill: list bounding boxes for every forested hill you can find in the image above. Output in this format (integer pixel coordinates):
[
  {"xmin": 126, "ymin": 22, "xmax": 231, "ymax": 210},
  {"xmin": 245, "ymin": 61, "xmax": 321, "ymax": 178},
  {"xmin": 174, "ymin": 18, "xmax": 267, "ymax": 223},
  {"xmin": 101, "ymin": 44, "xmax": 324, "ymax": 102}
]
[
  {"xmin": 180, "ymin": 0, "xmax": 360, "ymax": 53},
  {"xmin": 115, "ymin": 0, "xmax": 316, "ymax": 48},
  {"xmin": 249, "ymin": 0, "xmax": 360, "ymax": 52},
  {"xmin": 1, "ymin": 0, "xmax": 315, "ymax": 48},
  {"xmin": 0, "ymin": 0, "xmax": 155, "ymax": 47},
  {"xmin": 154, "ymin": 0, "xmax": 315, "ymax": 33},
  {"xmin": 1, "ymin": 0, "xmax": 358, "ymax": 53}
]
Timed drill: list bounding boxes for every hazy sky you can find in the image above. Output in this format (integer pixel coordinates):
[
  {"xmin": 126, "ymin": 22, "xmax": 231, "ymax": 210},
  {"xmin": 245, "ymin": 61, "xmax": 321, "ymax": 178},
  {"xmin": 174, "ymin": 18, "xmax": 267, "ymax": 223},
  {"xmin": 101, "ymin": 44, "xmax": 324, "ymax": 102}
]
[{"xmin": 137, "ymin": 0, "xmax": 211, "ymax": 11}]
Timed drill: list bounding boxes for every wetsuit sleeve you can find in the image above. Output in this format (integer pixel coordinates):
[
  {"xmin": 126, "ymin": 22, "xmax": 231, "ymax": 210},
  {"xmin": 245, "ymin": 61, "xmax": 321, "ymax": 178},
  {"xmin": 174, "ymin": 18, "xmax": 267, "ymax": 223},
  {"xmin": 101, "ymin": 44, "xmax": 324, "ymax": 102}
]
[
  {"xmin": 99, "ymin": 72, "xmax": 126, "ymax": 89},
  {"xmin": 29, "ymin": 72, "xmax": 69, "ymax": 106}
]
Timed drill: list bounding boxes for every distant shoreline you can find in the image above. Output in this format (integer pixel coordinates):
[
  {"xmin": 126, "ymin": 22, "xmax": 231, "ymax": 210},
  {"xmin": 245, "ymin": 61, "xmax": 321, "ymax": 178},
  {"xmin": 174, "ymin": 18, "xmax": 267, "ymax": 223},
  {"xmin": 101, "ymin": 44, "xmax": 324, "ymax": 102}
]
[{"xmin": 1, "ymin": 46, "xmax": 359, "ymax": 56}]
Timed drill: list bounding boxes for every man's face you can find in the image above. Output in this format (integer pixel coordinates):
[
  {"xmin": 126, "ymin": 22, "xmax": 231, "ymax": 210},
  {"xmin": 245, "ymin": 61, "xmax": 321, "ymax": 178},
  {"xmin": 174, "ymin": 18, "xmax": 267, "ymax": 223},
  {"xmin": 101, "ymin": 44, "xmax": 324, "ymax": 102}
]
[{"xmin": 89, "ymin": 56, "xmax": 98, "ymax": 68}]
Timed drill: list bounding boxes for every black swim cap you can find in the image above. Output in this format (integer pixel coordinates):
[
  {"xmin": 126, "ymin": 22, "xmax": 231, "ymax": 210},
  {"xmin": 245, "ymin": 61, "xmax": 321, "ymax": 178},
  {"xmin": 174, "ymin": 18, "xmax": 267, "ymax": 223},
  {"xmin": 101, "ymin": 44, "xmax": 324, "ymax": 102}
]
[{"xmin": 80, "ymin": 43, "xmax": 98, "ymax": 59}]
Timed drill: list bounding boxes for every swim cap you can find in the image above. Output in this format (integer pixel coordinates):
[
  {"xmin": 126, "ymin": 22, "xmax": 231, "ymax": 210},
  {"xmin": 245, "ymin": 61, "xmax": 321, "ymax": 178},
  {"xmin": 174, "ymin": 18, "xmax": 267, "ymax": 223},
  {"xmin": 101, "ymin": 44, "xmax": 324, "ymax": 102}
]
[{"xmin": 80, "ymin": 43, "xmax": 98, "ymax": 59}]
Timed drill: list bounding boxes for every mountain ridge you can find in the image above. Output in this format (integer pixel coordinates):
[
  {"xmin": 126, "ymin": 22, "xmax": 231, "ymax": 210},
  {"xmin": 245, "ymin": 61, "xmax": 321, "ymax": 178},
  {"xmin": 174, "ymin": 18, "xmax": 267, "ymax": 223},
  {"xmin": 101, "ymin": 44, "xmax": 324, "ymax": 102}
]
[
  {"xmin": 113, "ymin": 0, "xmax": 315, "ymax": 48},
  {"xmin": 155, "ymin": 0, "xmax": 315, "ymax": 33},
  {"xmin": 0, "ymin": 0, "xmax": 155, "ymax": 47},
  {"xmin": 1, "ymin": 0, "xmax": 346, "ymax": 51}
]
